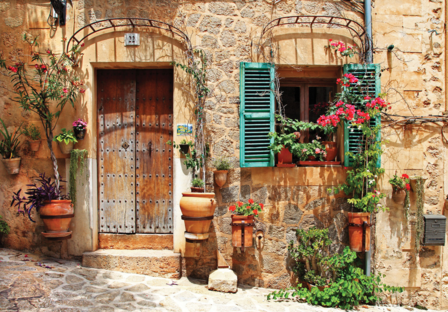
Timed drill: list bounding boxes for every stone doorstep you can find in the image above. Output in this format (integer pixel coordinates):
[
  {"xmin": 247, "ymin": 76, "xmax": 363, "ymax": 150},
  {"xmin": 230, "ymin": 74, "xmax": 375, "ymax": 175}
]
[{"xmin": 82, "ymin": 249, "xmax": 182, "ymax": 279}]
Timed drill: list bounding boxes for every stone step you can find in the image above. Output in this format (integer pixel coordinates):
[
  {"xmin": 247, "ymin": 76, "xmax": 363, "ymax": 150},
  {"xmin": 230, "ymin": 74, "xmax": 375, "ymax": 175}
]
[{"xmin": 82, "ymin": 249, "xmax": 181, "ymax": 279}]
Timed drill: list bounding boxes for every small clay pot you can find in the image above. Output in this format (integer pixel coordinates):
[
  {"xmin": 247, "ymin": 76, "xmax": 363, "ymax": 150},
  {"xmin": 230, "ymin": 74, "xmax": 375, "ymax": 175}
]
[
  {"xmin": 74, "ymin": 128, "xmax": 86, "ymax": 140},
  {"xmin": 29, "ymin": 140, "xmax": 41, "ymax": 152},
  {"xmin": 348, "ymin": 212, "xmax": 371, "ymax": 252},
  {"xmin": 214, "ymin": 170, "xmax": 228, "ymax": 188},
  {"xmin": 392, "ymin": 187, "xmax": 406, "ymax": 204},
  {"xmin": 324, "ymin": 146, "xmax": 338, "ymax": 161},
  {"xmin": 179, "ymin": 144, "xmax": 190, "ymax": 155},
  {"xmin": 58, "ymin": 142, "xmax": 74, "ymax": 155},
  {"xmin": 2, "ymin": 158, "xmax": 21, "ymax": 174},
  {"xmin": 190, "ymin": 187, "xmax": 204, "ymax": 193},
  {"xmin": 278, "ymin": 146, "xmax": 293, "ymax": 164}
]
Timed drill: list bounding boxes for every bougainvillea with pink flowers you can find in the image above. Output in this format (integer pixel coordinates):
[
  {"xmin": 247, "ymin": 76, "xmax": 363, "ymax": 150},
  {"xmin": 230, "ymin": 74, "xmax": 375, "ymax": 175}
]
[
  {"xmin": 327, "ymin": 39, "xmax": 358, "ymax": 58},
  {"xmin": 73, "ymin": 119, "xmax": 87, "ymax": 131}
]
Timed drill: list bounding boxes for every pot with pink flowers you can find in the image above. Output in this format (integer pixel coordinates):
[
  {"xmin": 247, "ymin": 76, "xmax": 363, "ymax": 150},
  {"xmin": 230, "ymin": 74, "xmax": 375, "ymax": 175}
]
[{"xmin": 73, "ymin": 119, "xmax": 87, "ymax": 140}]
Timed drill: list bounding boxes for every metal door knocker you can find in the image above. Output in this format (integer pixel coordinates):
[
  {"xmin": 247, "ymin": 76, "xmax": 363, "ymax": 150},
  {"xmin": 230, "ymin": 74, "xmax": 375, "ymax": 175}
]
[{"xmin": 122, "ymin": 141, "xmax": 130, "ymax": 151}]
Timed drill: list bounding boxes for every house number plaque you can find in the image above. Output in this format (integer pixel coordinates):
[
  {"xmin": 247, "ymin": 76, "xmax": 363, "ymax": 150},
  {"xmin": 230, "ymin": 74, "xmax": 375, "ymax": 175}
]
[{"xmin": 125, "ymin": 33, "xmax": 140, "ymax": 46}]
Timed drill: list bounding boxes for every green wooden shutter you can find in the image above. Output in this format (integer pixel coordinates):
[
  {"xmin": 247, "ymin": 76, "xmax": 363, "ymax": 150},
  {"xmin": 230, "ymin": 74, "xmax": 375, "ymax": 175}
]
[
  {"xmin": 240, "ymin": 62, "xmax": 275, "ymax": 168},
  {"xmin": 343, "ymin": 64, "xmax": 381, "ymax": 167}
]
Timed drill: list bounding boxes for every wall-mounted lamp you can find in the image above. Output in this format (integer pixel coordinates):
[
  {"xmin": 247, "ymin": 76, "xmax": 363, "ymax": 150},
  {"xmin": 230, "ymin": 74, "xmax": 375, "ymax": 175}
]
[
  {"xmin": 50, "ymin": 0, "xmax": 67, "ymax": 26},
  {"xmin": 387, "ymin": 45, "xmax": 394, "ymax": 52}
]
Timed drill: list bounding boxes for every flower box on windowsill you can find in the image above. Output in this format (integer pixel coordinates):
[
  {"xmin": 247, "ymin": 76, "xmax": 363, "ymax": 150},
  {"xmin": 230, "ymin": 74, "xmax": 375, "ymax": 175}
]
[{"xmin": 297, "ymin": 161, "xmax": 341, "ymax": 166}]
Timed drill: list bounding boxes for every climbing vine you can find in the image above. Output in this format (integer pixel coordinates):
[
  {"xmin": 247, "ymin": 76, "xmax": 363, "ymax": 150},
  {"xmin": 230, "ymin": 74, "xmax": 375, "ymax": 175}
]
[
  {"xmin": 415, "ymin": 177, "xmax": 424, "ymax": 251},
  {"xmin": 69, "ymin": 149, "xmax": 88, "ymax": 207}
]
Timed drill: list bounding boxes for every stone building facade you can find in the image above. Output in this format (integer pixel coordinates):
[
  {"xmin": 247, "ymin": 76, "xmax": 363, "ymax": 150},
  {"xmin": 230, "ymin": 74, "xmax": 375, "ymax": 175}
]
[{"xmin": 0, "ymin": 0, "xmax": 447, "ymax": 310}]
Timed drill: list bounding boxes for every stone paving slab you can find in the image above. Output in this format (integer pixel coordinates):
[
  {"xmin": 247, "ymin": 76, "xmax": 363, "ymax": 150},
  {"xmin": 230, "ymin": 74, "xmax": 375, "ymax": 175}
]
[{"xmin": 0, "ymin": 248, "xmax": 439, "ymax": 312}]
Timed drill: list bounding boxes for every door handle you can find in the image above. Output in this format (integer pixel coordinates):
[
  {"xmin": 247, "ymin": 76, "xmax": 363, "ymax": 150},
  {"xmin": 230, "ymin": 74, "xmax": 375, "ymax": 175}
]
[{"xmin": 149, "ymin": 141, "xmax": 152, "ymax": 157}]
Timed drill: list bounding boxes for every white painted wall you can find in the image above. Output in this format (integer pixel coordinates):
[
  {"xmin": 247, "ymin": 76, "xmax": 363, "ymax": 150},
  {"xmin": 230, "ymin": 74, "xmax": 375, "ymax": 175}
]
[{"xmin": 173, "ymin": 157, "xmax": 192, "ymax": 253}]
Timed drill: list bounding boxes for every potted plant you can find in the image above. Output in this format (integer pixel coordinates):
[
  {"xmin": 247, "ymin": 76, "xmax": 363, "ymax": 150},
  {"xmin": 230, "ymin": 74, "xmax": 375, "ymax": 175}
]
[
  {"xmin": 213, "ymin": 156, "xmax": 232, "ymax": 188},
  {"xmin": 54, "ymin": 128, "xmax": 77, "ymax": 154},
  {"xmin": 11, "ymin": 173, "xmax": 73, "ymax": 238},
  {"xmin": 291, "ymin": 139, "xmax": 327, "ymax": 163},
  {"xmin": 0, "ymin": 118, "xmax": 22, "ymax": 174},
  {"xmin": 389, "ymin": 173, "xmax": 410, "ymax": 205},
  {"xmin": 72, "ymin": 118, "xmax": 87, "ymax": 140},
  {"xmin": 228, "ymin": 199, "xmax": 263, "ymax": 249},
  {"xmin": 191, "ymin": 177, "xmax": 205, "ymax": 192},
  {"xmin": 22, "ymin": 124, "xmax": 42, "ymax": 152},
  {"xmin": 0, "ymin": 215, "xmax": 10, "ymax": 248},
  {"xmin": 1, "ymin": 35, "xmax": 83, "ymax": 238}
]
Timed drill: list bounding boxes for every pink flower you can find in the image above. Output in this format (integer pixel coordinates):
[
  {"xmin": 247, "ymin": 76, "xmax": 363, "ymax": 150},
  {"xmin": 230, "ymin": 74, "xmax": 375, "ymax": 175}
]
[
  {"xmin": 79, "ymin": 89, "xmax": 86, "ymax": 94},
  {"xmin": 302, "ymin": 149, "xmax": 307, "ymax": 153},
  {"xmin": 81, "ymin": 43, "xmax": 85, "ymax": 47},
  {"xmin": 63, "ymin": 88, "xmax": 68, "ymax": 93},
  {"xmin": 8, "ymin": 66, "xmax": 17, "ymax": 73},
  {"xmin": 315, "ymin": 148, "xmax": 321, "ymax": 154}
]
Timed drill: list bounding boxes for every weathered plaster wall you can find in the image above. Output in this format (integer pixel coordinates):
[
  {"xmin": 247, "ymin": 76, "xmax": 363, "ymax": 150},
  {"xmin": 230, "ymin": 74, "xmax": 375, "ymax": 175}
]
[{"xmin": 0, "ymin": 0, "xmax": 446, "ymax": 310}]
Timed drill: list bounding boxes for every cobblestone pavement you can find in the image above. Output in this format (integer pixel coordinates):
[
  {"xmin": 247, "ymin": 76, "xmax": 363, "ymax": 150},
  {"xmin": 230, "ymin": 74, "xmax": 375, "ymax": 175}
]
[{"xmin": 0, "ymin": 249, "xmax": 437, "ymax": 312}]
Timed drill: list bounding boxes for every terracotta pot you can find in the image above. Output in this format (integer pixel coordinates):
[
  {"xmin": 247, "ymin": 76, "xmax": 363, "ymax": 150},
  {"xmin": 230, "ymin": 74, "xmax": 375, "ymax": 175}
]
[
  {"xmin": 29, "ymin": 140, "xmax": 41, "ymax": 152},
  {"xmin": 392, "ymin": 187, "xmax": 406, "ymax": 204},
  {"xmin": 231, "ymin": 215, "xmax": 254, "ymax": 248},
  {"xmin": 301, "ymin": 281, "xmax": 330, "ymax": 291},
  {"xmin": 322, "ymin": 141, "xmax": 337, "ymax": 148},
  {"xmin": 58, "ymin": 142, "xmax": 74, "ymax": 155},
  {"xmin": 74, "ymin": 128, "xmax": 86, "ymax": 140},
  {"xmin": 39, "ymin": 200, "xmax": 74, "ymax": 238},
  {"xmin": 278, "ymin": 146, "xmax": 293, "ymax": 164},
  {"xmin": 324, "ymin": 146, "xmax": 338, "ymax": 161},
  {"xmin": 190, "ymin": 187, "xmax": 204, "ymax": 193},
  {"xmin": 2, "ymin": 158, "xmax": 21, "ymax": 174},
  {"xmin": 348, "ymin": 212, "xmax": 371, "ymax": 252},
  {"xmin": 179, "ymin": 192, "xmax": 216, "ymax": 240},
  {"xmin": 409, "ymin": 176, "xmax": 428, "ymax": 192},
  {"xmin": 214, "ymin": 170, "xmax": 228, "ymax": 188},
  {"xmin": 307, "ymin": 155, "xmax": 316, "ymax": 161}
]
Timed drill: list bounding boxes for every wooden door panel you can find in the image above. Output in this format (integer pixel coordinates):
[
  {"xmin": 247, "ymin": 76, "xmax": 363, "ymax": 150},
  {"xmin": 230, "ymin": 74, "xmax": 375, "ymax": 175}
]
[
  {"xmin": 98, "ymin": 70, "xmax": 136, "ymax": 234},
  {"xmin": 136, "ymin": 69, "xmax": 173, "ymax": 233}
]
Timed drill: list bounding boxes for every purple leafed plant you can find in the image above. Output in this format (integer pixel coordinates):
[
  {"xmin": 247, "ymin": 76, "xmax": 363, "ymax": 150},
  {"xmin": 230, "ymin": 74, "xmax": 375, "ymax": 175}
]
[{"xmin": 11, "ymin": 173, "xmax": 68, "ymax": 222}]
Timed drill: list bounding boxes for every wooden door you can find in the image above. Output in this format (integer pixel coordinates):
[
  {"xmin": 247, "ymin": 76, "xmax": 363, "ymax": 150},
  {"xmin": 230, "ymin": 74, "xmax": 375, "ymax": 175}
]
[
  {"xmin": 98, "ymin": 69, "xmax": 173, "ymax": 234},
  {"xmin": 135, "ymin": 69, "xmax": 173, "ymax": 234}
]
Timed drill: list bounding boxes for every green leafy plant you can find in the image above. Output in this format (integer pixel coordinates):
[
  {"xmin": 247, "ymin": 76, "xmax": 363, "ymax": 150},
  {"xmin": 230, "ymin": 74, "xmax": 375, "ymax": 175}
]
[
  {"xmin": 0, "ymin": 216, "xmax": 10, "ymax": 235},
  {"xmin": 228, "ymin": 199, "xmax": 263, "ymax": 217},
  {"xmin": 21, "ymin": 124, "xmax": 41, "ymax": 141},
  {"xmin": 213, "ymin": 156, "xmax": 232, "ymax": 171},
  {"xmin": 167, "ymin": 140, "xmax": 208, "ymax": 181},
  {"xmin": 0, "ymin": 35, "xmax": 84, "ymax": 191},
  {"xmin": 290, "ymin": 140, "xmax": 327, "ymax": 161},
  {"xmin": 389, "ymin": 173, "xmax": 410, "ymax": 190},
  {"xmin": 269, "ymin": 228, "xmax": 404, "ymax": 309},
  {"xmin": 53, "ymin": 128, "xmax": 78, "ymax": 145},
  {"xmin": 0, "ymin": 118, "xmax": 22, "ymax": 159},
  {"xmin": 191, "ymin": 178, "xmax": 204, "ymax": 188},
  {"xmin": 69, "ymin": 149, "xmax": 88, "ymax": 208}
]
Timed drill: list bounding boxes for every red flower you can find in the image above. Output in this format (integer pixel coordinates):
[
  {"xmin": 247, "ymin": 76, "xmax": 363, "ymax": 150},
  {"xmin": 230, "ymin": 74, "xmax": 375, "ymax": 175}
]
[
  {"xmin": 46, "ymin": 50, "xmax": 51, "ymax": 54},
  {"xmin": 63, "ymin": 88, "xmax": 68, "ymax": 94},
  {"xmin": 253, "ymin": 209, "xmax": 258, "ymax": 215},
  {"xmin": 79, "ymin": 89, "xmax": 86, "ymax": 94},
  {"xmin": 8, "ymin": 66, "xmax": 17, "ymax": 73},
  {"xmin": 81, "ymin": 43, "xmax": 85, "ymax": 47},
  {"xmin": 237, "ymin": 201, "xmax": 243, "ymax": 207},
  {"xmin": 248, "ymin": 199, "xmax": 254, "ymax": 204},
  {"xmin": 372, "ymin": 195, "xmax": 375, "ymax": 198},
  {"xmin": 406, "ymin": 184, "xmax": 410, "ymax": 191},
  {"xmin": 229, "ymin": 205, "xmax": 236, "ymax": 212},
  {"xmin": 402, "ymin": 174, "xmax": 409, "ymax": 179},
  {"xmin": 260, "ymin": 203, "xmax": 264, "ymax": 210}
]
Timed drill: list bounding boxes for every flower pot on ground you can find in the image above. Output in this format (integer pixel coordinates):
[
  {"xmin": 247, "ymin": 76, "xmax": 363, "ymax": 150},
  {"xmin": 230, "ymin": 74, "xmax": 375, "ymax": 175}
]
[
  {"xmin": 73, "ymin": 119, "xmax": 87, "ymax": 140},
  {"xmin": 11, "ymin": 173, "xmax": 73, "ymax": 239},
  {"xmin": 0, "ymin": 118, "xmax": 22, "ymax": 175},
  {"xmin": 228, "ymin": 199, "xmax": 263, "ymax": 249},
  {"xmin": 39, "ymin": 200, "xmax": 74, "ymax": 238},
  {"xmin": 213, "ymin": 156, "xmax": 232, "ymax": 187},
  {"xmin": 179, "ymin": 192, "xmax": 216, "ymax": 240},
  {"xmin": 54, "ymin": 129, "xmax": 77, "ymax": 155},
  {"xmin": 348, "ymin": 212, "xmax": 371, "ymax": 252}
]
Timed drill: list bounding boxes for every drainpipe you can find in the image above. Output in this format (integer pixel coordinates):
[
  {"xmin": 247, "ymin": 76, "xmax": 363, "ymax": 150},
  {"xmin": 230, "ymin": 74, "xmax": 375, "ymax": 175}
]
[{"xmin": 364, "ymin": 0, "xmax": 372, "ymax": 276}]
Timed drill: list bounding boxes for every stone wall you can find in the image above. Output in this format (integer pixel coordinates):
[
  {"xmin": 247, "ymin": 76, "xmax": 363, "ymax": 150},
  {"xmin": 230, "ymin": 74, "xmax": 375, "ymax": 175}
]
[{"xmin": 0, "ymin": 0, "xmax": 446, "ymax": 310}]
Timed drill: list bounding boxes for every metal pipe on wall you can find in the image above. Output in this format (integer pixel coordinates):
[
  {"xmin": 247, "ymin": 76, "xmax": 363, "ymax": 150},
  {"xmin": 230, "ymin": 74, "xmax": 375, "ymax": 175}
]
[{"xmin": 364, "ymin": 0, "xmax": 372, "ymax": 277}]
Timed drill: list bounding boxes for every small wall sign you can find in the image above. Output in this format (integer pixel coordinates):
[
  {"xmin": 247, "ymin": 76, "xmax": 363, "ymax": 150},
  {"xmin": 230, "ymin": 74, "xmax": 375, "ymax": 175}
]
[
  {"xmin": 177, "ymin": 124, "xmax": 193, "ymax": 136},
  {"xmin": 125, "ymin": 33, "xmax": 140, "ymax": 46}
]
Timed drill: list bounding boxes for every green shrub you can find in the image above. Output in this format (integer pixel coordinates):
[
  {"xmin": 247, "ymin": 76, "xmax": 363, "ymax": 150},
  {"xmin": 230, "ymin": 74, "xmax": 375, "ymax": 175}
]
[
  {"xmin": 213, "ymin": 157, "xmax": 232, "ymax": 170},
  {"xmin": 0, "ymin": 216, "xmax": 10, "ymax": 235},
  {"xmin": 53, "ymin": 128, "xmax": 78, "ymax": 145},
  {"xmin": 22, "ymin": 124, "xmax": 41, "ymax": 140},
  {"xmin": 192, "ymin": 178, "xmax": 204, "ymax": 188}
]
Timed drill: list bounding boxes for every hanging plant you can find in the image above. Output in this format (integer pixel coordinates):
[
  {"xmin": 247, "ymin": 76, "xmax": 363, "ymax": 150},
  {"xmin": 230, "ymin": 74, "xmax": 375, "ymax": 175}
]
[
  {"xmin": 69, "ymin": 149, "xmax": 88, "ymax": 207},
  {"xmin": 415, "ymin": 177, "xmax": 424, "ymax": 251}
]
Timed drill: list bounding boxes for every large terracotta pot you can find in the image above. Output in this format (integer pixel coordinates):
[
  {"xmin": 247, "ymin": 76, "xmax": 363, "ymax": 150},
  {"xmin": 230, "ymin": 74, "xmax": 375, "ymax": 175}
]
[
  {"xmin": 278, "ymin": 146, "xmax": 293, "ymax": 164},
  {"xmin": 231, "ymin": 215, "xmax": 254, "ymax": 249},
  {"xmin": 214, "ymin": 170, "xmax": 228, "ymax": 188},
  {"xmin": 180, "ymin": 192, "xmax": 216, "ymax": 240},
  {"xmin": 348, "ymin": 212, "xmax": 370, "ymax": 252},
  {"xmin": 39, "ymin": 200, "xmax": 74, "ymax": 239},
  {"xmin": 2, "ymin": 158, "xmax": 21, "ymax": 174},
  {"xmin": 58, "ymin": 142, "xmax": 74, "ymax": 155},
  {"xmin": 29, "ymin": 140, "xmax": 41, "ymax": 152},
  {"xmin": 392, "ymin": 187, "xmax": 406, "ymax": 204}
]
